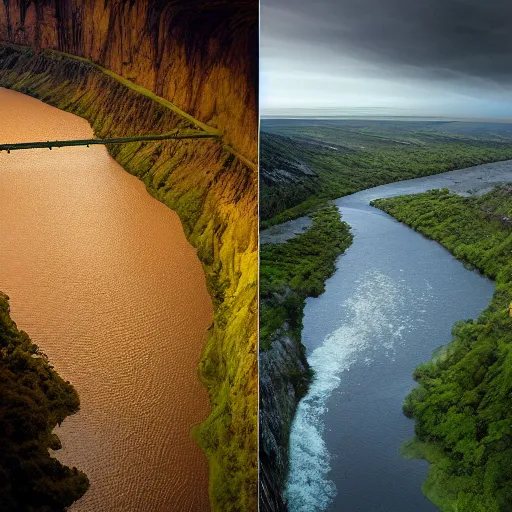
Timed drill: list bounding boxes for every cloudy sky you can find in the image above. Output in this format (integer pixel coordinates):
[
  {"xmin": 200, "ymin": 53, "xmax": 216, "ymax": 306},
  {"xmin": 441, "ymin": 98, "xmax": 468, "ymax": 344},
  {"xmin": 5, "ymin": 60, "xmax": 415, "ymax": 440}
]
[{"xmin": 261, "ymin": 0, "xmax": 512, "ymax": 118}]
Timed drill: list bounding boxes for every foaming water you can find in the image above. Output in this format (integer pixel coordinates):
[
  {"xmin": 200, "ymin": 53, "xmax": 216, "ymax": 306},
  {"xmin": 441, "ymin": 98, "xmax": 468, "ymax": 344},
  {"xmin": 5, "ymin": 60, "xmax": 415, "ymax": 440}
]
[
  {"xmin": 0, "ymin": 88, "xmax": 213, "ymax": 511},
  {"xmin": 286, "ymin": 172, "xmax": 497, "ymax": 511},
  {"xmin": 287, "ymin": 271, "xmax": 420, "ymax": 511}
]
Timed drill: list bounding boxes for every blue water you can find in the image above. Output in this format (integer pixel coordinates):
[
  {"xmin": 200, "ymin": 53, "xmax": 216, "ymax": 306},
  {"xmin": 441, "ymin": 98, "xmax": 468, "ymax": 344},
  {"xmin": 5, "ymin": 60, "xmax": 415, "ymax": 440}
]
[{"xmin": 286, "ymin": 169, "xmax": 502, "ymax": 511}]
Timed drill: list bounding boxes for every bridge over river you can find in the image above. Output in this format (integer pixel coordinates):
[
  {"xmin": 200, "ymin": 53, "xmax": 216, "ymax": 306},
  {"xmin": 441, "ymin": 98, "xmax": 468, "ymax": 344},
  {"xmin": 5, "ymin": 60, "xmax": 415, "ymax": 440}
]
[
  {"xmin": 0, "ymin": 128, "xmax": 220, "ymax": 153},
  {"xmin": 0, "ymin": 46, "xmax": 257, "ymax": 171}
]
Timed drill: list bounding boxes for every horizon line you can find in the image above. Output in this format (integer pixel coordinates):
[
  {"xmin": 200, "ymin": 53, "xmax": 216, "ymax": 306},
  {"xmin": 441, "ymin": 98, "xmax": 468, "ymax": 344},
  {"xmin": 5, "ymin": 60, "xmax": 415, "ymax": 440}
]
[{"xmin": 260, "ymin": 114, "xmax": 512, "ymax": 123}]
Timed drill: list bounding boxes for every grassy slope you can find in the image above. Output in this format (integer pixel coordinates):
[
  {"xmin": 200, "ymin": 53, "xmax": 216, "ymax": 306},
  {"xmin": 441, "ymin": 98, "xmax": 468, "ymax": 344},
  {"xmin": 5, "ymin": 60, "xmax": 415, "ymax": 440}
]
[
  {"xmin": 372, "ymin": 187, "xmax": 512, "ymax": 512},
  {"xmin": 261, "ymin": 122, "xmax": 512, "ymax": 228},
  {"xmin": 0, "ymin": 293, "xmax": 89, "ymax": 511},
  {"xmin": 260, "ymin": 205, "xmax": 352, "ymax": 352},
  {"xmin": 0, "ymin": 44, "xmax": 257, "ymax": 511}
]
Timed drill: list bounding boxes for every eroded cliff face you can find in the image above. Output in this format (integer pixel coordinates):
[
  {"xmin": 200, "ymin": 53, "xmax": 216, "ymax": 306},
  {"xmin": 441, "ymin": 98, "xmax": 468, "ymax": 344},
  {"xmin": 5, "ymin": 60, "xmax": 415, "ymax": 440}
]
[
  {"xmin": 0, "ymin": 42, "xmax": 257, "ymax": 511},
  {"xmin": 0, "ymin": 0, "xmax": 257, "ymax": 162},
  {"xmin": 260, "ymin": 329, "xmax": 311, "ymax": 512},
  {"xmin": 260, "ymin": 131, "xmax": 318, "ymax": 222}
]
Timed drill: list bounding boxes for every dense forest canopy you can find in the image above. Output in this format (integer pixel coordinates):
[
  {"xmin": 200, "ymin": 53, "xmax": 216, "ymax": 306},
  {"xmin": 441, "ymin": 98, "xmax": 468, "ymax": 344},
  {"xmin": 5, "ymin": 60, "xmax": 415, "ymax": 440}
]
[
  {"xmin": 0, "ymin": 292, "xmax": 88, "ymax": 511},
  {"xmin": 372, "ymin": 187, "xmax": 512, "ymax": 511}
]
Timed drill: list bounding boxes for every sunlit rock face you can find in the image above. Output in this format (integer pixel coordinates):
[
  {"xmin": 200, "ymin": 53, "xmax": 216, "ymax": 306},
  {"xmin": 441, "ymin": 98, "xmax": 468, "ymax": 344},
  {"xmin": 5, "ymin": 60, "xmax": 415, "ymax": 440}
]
[{"xmin": 0, "ymin": 0, "xmax": 258, "ymax": 161}]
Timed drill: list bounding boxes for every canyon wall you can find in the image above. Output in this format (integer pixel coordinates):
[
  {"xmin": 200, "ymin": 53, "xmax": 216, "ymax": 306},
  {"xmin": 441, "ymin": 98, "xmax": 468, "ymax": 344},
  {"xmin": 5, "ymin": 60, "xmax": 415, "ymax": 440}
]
[
  {"xmin": 0, "ymin": 38, "xmax": 257, "ymax": 512},
  {"xmin": 260, "ymin": 331, "xmax": 311, "ymax": 511},
  {"xmin": 0, "ymin": 4, "xmax": 258, "ymax": 508},
  {"xmin": 0, "ymin": 0, "xmax": 257, "ymax": 162},
  {"xmin": 260, "ymin": 131, "xmax": 319, "ymax": 224}
]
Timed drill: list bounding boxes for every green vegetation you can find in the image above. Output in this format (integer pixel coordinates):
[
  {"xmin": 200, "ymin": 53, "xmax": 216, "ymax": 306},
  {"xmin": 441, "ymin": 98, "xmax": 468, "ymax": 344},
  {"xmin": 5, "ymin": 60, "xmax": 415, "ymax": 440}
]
[
  {"xmin": 260, "ymin": 204, "xmax": 352, "ymax": 351},
  {"xmin": 0, "ymin": 292, "xmax": 89, "ymax": 511},
  {"xmin": 261, "ymin": 120, "xmax": 512, "ymax": 357},
  {"xmin": 259, "ymin": 204, "xmax": 352, "ymax": 508},
  {"xmin": 259, "ymin": 120, "xmax": 512, "ymax": 510},
  {"xmin": 372, "ymin": 187, "xmax": 512, "ymax": 511},
  {"xmin": 261, "ymin": 121, "xmax": 512, "ymax": 227}
]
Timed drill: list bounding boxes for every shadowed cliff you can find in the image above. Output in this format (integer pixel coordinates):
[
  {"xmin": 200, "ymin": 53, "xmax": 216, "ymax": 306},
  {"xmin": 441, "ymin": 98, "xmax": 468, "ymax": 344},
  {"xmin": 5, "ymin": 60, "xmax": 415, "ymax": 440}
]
[{"xmin": 0, "ymin": 0, "xmax": 257, "ymax": 162}]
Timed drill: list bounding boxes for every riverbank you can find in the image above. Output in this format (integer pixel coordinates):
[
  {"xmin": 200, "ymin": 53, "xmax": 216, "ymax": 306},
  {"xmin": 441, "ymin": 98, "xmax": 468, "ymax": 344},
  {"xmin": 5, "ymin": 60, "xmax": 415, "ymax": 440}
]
[
  {"xmin": 0, "ymin": 44, "xmax": 257, "ymax": 511},
  {"xmin": 285, "ymin": 180, "xmax": 495, "ymax": 511},
  {"xmin": 0, "ymin": 292, "xmax": 89, "ymax": 510},
  {"xmin": 373, "ymin": 187, "xmax": 512, "ymax": 511},
  {"xmin": 259, "ymin": 205, "xmax": 353, "ymax": 510},
  {"xmin": 260, "ymin": 120, "xmax": 512, "ymax": 228}
]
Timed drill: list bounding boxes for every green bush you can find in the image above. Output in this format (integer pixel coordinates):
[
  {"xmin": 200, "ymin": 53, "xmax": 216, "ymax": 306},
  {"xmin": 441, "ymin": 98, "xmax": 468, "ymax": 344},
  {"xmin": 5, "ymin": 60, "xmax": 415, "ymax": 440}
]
[{"xmin": 260, "ymin": 204, "xmax": 352, "ymax": 351}]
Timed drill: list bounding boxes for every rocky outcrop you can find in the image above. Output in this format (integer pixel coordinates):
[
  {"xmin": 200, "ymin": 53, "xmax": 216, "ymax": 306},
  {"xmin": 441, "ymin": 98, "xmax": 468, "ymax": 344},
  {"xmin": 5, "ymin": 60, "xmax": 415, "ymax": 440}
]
[
  {"xmin": 260, "ymin": 133, "xmax": 317, "ymax": 185},
  {"xmin": 259, "ymin": 328, "xmax": 311, "ymax": 511},
  {"xmin": 0, "ymin": 0, "xmax": 258, "ymax": 162},
  {"xmin": 260, "ymin": 131, "xmax": 319, "ymax": 223},
  {"xmin": 259, "ymin": 131, "xmax": 319, "ymax": 511},
  {"xmin": 0, "ymin": 41, "xmax": 257, "ymax": 511}
]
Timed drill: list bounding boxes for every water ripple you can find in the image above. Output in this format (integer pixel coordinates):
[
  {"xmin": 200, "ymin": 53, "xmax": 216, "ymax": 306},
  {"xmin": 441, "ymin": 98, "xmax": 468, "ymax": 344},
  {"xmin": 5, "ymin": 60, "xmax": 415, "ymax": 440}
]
[{"xmin": 286, "ymin": 270, "xmax": 420, "ymax": 511}]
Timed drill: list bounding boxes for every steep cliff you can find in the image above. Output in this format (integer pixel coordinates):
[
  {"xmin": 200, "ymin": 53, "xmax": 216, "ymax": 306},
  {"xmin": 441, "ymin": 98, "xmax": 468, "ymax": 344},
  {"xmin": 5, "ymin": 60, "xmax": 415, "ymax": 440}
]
[
  {"xmin": 0, "ymin": 39, "xmax": 257, "ymax": 511},
  {"xmin": 0, "ymin": 0, "xmax": 257, "ymax": 162},
  {"xmin": 259, "ymin": 331, "xmax": 311, "ymax": 511},
  {"xmin": 260, "ymin": 131, "xmax": 318, "ymax": 224}
]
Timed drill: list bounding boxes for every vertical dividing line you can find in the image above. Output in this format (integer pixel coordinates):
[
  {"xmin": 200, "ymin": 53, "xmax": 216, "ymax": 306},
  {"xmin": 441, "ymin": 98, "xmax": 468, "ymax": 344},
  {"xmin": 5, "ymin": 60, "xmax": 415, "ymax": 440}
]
[{"xmin": 257, "ymin": 0, "xmax": 261, "ymax": 510}]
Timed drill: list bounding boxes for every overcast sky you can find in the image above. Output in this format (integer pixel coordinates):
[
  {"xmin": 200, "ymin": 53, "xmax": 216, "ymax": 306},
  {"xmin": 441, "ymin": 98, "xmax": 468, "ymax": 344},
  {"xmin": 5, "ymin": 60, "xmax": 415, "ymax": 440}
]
[{"xmin": 261, "ymin": 0, "xmax": 512, "ymax": 118}]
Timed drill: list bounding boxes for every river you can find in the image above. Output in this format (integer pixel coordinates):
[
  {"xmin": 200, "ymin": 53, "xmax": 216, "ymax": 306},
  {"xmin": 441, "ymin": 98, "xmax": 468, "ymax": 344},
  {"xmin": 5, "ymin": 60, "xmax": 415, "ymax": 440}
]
[
  {"xmin": 0, "ymin": 88, "xmax": 213, "ymax": 511},
  {"xmin": 284, "ymin": 163, "xmax": 512, "ymax": 511}
]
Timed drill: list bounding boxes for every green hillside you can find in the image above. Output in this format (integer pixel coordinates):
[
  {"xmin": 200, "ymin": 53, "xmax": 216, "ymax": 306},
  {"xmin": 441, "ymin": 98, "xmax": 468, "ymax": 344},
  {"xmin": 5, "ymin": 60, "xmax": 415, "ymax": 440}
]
[{"xmin": 373, "ymin": 187, "xmax": 512, "ymax": 511}]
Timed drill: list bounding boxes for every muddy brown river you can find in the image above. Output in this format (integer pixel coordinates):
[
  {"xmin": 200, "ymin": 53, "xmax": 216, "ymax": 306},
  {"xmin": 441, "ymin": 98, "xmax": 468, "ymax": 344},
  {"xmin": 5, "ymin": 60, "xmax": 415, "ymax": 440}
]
[{"xmin": 0, "ymin": 88, "xmax": 213, "ymax": 511}]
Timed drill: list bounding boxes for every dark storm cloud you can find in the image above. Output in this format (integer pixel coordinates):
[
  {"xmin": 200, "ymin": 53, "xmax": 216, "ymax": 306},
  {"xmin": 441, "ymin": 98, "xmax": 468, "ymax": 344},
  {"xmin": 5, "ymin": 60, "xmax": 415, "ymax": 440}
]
[{"xmin": 262, "ymin": 0, "xmax": 512, "ymax": 85}]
